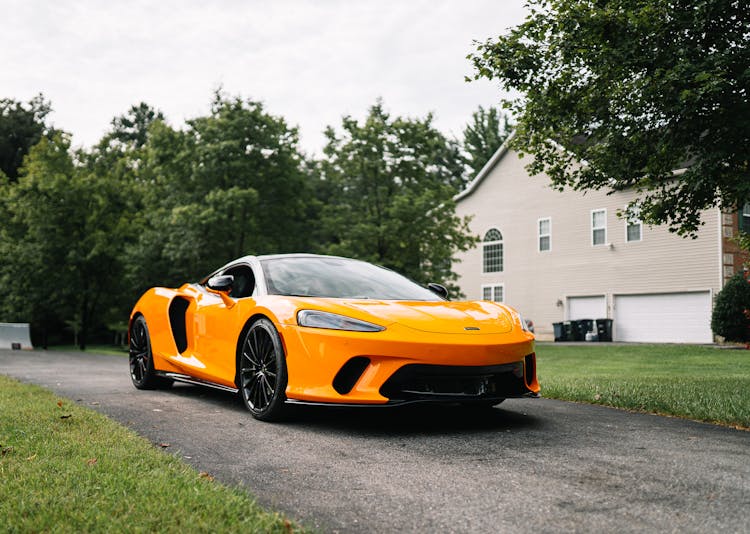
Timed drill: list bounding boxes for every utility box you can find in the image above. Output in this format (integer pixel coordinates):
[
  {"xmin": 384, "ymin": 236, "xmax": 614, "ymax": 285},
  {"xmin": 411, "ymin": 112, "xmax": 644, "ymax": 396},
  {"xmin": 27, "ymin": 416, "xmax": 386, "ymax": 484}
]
[{"xmin": 0, "ymin": 323, "xmax": 33, "ymax": 350}]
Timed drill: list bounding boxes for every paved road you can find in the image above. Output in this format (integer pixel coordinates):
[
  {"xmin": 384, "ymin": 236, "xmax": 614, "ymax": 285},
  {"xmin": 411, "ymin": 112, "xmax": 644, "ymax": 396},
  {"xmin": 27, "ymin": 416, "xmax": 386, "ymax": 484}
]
[{"xmin": 1, "ymin": 349, "xmax": 748, "ymax": 533}]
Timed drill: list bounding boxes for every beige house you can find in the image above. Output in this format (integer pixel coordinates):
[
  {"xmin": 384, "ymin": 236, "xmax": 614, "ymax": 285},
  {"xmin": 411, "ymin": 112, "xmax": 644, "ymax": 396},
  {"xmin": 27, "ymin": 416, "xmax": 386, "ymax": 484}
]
[{"xmin": 453, "ymin": 140, "xmax": 748, "ymax": 343}]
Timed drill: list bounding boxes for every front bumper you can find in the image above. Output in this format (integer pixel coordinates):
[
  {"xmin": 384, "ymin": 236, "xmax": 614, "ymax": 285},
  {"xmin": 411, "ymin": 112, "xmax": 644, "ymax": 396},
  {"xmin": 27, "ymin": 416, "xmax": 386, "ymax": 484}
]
[{"xmin": 279, "ymin": 322, "xmax": 539, "ymax": 404}]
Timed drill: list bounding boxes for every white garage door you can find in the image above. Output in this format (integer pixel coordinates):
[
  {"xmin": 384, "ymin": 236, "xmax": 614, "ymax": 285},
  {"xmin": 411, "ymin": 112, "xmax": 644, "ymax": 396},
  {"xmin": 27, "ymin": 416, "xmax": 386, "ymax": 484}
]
[
  {"xmin": 614, "ymin": 292, "xmax": 712, "ymax": 343},
  {"xmin": 567, "ymin": 296, "xmax": 607, "ymax": 320}
]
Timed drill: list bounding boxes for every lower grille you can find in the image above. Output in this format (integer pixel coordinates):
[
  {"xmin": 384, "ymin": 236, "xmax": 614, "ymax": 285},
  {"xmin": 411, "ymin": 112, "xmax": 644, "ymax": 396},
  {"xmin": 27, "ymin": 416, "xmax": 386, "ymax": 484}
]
[{"xmin": 379, "ymin": 361, "xmax": 531, "ymax": 402}]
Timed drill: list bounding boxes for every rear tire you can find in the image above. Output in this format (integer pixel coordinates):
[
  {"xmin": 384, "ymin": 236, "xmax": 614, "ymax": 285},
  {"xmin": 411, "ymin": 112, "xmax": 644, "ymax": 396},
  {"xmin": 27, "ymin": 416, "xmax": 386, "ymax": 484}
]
[
  {"xmin": 238, "ymin": 318, "xmax": 289, "ymax": 421},
  {"xmin": 129, "ymin": 315, "xmax": 172, "ymax": 390}
]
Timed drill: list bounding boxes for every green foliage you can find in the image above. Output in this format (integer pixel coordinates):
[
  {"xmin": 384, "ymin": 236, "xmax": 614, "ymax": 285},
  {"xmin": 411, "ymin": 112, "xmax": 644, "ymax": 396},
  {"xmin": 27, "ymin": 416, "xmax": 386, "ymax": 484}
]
[
  {"xmin": 470, "ymin": 0, "xmax": 750, "ymax": 236},
  {"xmin": 128, "ymin": 92, "xmax": 311, "ymax": 288},
  {"xmin": 317, "ymin": 101, "xmax": 477, "ymax": 296},
  {"xmin": 0, "ymin": 375, "xmax": 299, "ymax": 532},
  {"xmin": 462, "ymin": 106, "xmax": 512, "ymax": 176},
  {"xmin": 108, "ymin": 101, "xmax": 165, "ymax": 149},
  {"xmin": 734, "ymin": 231, "xmax": 750, "ymax": 268},
  {"xmin": 536, "ymin": 343, "xmax": 750, "ymax": 428},
  {"xmin": 0, "ymin": 94, "xmax": 54, "ymax": 181},
  {"xmin": 0, "ymin": 92, "xmax": 479, "ymax": 342},
  {"xmin": 711, "ymin": 272, "xmax": 750, "ymax": 343},
  {"xmin": 0, "ymin": 133, "xmax": 132, "ymax": 349}
]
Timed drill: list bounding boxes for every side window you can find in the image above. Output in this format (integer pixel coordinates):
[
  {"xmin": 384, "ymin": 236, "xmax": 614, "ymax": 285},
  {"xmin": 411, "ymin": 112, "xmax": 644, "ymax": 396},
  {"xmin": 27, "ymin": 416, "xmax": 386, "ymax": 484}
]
[
  {"xmin": 223, "ymin": 265, "xmax": 256, "ymax": 298},
  {"xmin": 592, "ymin": 209, "xmax": 607, "ymax": 246},
  {"xmin": 538, "ymin": 217, "xmax": 551, "ymax": 252},
  {"xmin": 481, "ymin": 284, "xmax": 504, "ymax": 302},
  {"xmin": 482, "ymin": 228, "xmax": 503, "ymax": 273},
  {"xmin": 626, "ymin": 206, "xmax": 642, "ymax": 242},
  {"xmin": 741, "ymin": 202, "xmax": 750, "ymax": 233}
]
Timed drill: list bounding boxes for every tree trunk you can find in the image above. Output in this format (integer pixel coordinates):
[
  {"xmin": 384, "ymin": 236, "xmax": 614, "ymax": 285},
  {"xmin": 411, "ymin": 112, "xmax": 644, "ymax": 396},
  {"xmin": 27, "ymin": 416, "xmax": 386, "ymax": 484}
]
[{"xmin": 79, "ymin": 299, "xmax": 88, "ymax": 351}]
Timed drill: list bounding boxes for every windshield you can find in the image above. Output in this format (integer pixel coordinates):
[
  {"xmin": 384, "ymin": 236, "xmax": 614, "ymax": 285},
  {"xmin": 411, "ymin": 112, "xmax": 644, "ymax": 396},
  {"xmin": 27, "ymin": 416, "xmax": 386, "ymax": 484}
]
[{"xmin": 261, "ymin": 257, "xmax": 442, "ymax": 301}]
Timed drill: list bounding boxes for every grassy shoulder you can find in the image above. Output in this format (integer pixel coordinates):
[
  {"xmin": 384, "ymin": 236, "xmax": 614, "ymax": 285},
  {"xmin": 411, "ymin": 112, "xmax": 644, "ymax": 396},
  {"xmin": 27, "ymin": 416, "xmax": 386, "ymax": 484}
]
[
  {"xmin": 0, "ymin": 375, "xmax": 298, "ymax": 533},
  {"xmin": 47, "ymin": 344, "xmax": 128, "ymax": 357},
  {"xmin": 535, "ymin": 343, "xmax": 750, "ymax": 429}
]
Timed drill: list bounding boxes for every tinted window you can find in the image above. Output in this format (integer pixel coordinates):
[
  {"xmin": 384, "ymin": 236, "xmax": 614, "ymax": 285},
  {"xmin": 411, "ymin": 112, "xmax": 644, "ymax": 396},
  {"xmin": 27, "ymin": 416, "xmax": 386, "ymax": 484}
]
[
  {"xmin": 223, "ymin": 265, "xmax": 255, "ymax": 298},
  {"xmin": 261, "ymin": 257, "xmax": 441, "ymax": 301}
]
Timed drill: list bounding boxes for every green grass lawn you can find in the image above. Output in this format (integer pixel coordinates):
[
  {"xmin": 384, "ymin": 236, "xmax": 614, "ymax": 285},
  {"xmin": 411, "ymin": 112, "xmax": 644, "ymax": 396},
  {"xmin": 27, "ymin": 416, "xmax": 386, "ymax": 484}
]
[
  {"xmin": 47, "ymin": 344, "xmax": 128, "ymax": 357},
  {"xmin": 535, "ymin": 343, "xmax": 750, "ymax": 429},
  {"xmin": 0, "ymin": 375, "xmax": 299, "ymax": 533}
]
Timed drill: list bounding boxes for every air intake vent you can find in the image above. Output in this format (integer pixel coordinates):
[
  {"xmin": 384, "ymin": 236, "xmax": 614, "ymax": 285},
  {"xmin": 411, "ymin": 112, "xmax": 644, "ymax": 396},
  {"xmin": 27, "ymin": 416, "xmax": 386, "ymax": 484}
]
[
  {"xmin": 332, "ymin": 357, "xmax": 371, "ymax": 395},
  {"xmin": 524, "ymin": 354, "xmax": 536, "ymax": 389},
  {"xmin": 168, "ymin": 297, "xmax": 190, "ymax": 353}
]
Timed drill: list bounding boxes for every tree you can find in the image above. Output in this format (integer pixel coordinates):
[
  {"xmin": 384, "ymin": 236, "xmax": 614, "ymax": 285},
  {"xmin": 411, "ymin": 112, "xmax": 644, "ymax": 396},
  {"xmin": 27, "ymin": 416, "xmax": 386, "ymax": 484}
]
[
  {"xmin": 81, "ymin": 104, "xmax": 167, "ymax": 335},
  {"xmin": 108, "ymin": 102, "xmax": 165, "ymax": 149},
  {"xmin": 127, "ymin": 92, "xmax": 312, "ymax": 288},
  {"xmin": 317, "ymin": 101, "xmax": 477, "ymax": 295},
  {"xmin": 463, "ymin": 106, "xmax": 512, "ymax": 176},
  {"xmin": 0, "ymin": 133, "xmax": 130, "ymax": 349},
  {"xmin": 85, "ymin": 103, "xmax": 166, "ymax": 179},
  {"xmin": 470, "ymin": 0, "xmax": 750, "ymax": 236},
  {"xmin": 0, "ymin": 135, "xmax": 69, "ymax": 347},
  {"xmin": 711, "ymin": 272, "xmax": 750, "ymax": 343},
  {"xmin": 734, "ymin": 232, "xmax": 750, "ymax": 269},
  {"xmin": 0, "ymin": 94, "xmax": 53, "ymax": 181}
]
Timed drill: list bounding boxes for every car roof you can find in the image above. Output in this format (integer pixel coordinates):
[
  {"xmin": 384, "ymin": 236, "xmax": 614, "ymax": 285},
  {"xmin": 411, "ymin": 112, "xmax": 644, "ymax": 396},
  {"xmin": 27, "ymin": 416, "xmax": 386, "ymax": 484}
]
[{"xmin": 238, "ymin": 253, "xmax": 357, "ymax": 262}]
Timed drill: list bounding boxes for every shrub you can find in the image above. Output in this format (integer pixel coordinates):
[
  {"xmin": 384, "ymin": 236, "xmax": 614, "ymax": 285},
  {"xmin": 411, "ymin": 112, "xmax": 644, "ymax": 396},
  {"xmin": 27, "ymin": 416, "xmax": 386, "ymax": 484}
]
[{"xmin": 711, "ymin": 271, "xmax": 750, "ymax": 342}]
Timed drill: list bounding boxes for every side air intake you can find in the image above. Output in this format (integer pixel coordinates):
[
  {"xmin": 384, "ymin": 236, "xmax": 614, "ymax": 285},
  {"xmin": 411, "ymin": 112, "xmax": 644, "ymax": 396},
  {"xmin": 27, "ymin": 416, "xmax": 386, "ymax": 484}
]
[{"xmin": 168, "ymin": 297, "xmax": 190, "ymax": 353}]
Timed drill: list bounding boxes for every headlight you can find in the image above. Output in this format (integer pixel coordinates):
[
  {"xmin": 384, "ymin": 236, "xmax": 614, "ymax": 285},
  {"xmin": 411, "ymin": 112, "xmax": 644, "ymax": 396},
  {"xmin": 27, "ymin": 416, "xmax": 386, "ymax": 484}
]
[{"xmin": 297, "ymin": 310, "xmax": 385, "ymax": 332}]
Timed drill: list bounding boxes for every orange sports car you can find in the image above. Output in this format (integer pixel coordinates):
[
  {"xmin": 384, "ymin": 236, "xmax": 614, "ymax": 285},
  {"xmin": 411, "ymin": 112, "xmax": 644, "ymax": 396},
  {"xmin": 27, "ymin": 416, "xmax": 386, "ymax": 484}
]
[{"xmin": 129, "ymin": 254, "xmax": 539, "ymax": 421}]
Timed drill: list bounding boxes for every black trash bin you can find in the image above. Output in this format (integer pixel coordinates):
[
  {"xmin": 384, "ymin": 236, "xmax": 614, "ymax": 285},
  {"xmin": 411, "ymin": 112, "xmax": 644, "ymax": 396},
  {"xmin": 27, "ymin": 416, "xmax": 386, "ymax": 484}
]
[
  {"xmin": 553, "ymin": 322, "xmax": 566, "ymax": 342},
  {"xmin": 567, "ymin": 320, "xmax": 584, "ymax": 341},
  {"xmin": 596, "ymin": 319, "xmax": 613, "ymax": 342}
]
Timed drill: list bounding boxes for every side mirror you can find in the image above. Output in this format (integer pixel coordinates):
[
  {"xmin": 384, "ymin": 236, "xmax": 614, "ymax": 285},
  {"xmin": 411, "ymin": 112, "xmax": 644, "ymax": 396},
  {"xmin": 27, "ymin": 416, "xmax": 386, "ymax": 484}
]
[
  {"xmin": 427, "ymin": 282, "xmax": 449, "ymax": 300},
  {"xmin": 206, "ymin": 275, "xmax": 235, "ymax": 308},
  {"xmin": 207, "ymin": 275, "xmax": 234, "ymax": 292}
]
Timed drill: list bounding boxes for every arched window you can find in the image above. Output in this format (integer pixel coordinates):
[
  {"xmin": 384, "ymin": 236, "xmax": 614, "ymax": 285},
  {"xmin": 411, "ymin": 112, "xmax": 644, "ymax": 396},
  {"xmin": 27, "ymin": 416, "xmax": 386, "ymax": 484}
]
[{"xmin": 482, "ymin": 228, "xmax": 503, "ymax": 273}]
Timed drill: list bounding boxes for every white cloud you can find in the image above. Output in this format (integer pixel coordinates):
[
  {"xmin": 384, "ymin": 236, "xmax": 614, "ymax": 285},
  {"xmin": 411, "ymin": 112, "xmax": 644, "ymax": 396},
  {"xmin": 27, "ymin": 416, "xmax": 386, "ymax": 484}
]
[{"xmin": 1, "ymin": 0, "xmax": 526, "ymax": 155}]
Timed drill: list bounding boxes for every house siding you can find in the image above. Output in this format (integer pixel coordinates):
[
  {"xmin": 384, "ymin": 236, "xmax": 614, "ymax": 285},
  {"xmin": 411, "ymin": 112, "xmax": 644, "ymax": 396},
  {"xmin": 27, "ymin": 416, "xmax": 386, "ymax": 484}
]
[{"xmin": 454, "ymin": 149, "xmax": 722, "ymax": 341}]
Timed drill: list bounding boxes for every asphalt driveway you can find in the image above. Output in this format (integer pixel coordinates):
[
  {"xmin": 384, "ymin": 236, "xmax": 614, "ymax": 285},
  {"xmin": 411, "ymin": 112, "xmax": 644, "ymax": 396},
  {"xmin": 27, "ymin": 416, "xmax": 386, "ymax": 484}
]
[{"xmin": 1, "ymin": 349, "xmax": 748, "ymax": 533}]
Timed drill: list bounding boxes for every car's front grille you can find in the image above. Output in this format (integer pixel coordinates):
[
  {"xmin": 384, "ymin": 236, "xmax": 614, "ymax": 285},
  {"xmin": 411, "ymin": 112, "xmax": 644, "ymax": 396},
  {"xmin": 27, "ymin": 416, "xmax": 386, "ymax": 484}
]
[{"xmin": 379, "ymin": 361, "xmax": 530, "ymax": 402}]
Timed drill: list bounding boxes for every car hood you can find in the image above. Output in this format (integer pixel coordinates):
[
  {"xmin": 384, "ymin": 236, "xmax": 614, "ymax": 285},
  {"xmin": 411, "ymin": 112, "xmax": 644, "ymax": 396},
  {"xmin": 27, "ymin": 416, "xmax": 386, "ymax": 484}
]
[{"xmin": 327, "ymin": 300, "xmax": 515, "ymax": 334}]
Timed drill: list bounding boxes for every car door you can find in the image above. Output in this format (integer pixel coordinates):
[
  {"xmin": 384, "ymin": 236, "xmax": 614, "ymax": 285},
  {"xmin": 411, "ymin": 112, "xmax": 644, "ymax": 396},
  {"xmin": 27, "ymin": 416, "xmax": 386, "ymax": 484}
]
[{"xmin": 189, "ymin": 264, "xmax": 257, "ymax": 387}]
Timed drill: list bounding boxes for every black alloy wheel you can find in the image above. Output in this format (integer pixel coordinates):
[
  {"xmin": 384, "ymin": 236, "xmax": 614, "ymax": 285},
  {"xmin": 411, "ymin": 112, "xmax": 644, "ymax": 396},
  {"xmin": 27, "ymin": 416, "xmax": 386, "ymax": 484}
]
[
  {"xmin": 239, "ymin": 318, "xmax": 288, "ymax": 421},
  {"xmin": 129, "ymin": 315, "xmax": 170, "ymax": 390}
]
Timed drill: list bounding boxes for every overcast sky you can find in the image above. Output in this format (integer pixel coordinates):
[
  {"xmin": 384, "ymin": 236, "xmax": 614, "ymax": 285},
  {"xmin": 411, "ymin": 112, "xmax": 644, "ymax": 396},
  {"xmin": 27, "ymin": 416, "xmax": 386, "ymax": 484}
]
[{"xmin": 2, "ymin": 0, "xmax": 526, "ymax": 155}]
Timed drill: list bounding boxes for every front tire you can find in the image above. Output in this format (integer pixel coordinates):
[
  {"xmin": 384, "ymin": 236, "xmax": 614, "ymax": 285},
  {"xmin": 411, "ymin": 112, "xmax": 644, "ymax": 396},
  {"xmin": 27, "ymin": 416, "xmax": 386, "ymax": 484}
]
[
  {"xmin": 238, "ymin": 318, "xmax": 289, "ymax": 421},
  {"xmin": 129, "ymin": 315, "xmax": 171, "ymax": 390}
]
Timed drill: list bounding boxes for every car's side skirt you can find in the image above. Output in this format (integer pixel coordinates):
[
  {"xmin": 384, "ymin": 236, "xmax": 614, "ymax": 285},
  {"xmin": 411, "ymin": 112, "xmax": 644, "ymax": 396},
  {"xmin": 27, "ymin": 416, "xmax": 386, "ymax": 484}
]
[{"xmin": 156, "ymin": 371, "xmax": 239, "ymax": 394}]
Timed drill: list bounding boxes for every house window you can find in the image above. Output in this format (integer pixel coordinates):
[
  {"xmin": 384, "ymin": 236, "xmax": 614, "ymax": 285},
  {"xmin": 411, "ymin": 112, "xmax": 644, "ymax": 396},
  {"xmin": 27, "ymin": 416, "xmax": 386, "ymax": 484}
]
[
  {"xmin": 592, "ymin": 209, "xmax": 607, "ymax": 245},
  {"xmin": 626, "ymin": 207, "xmax": 642, "ymax": 242},
  {"xmin": 482, "ymin": 228, "xmax": 503, "ymax": 273},
  {"xmin": 538, "ymin": 217, "xmax": 551, "ymax": 251},
  {"xmin": 482, "ymin": 284, "xmax": 504, "ymax": 302},
  {"xmin": 741, "ymin": 202, "xmax": 750, "ymax": 233}
]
